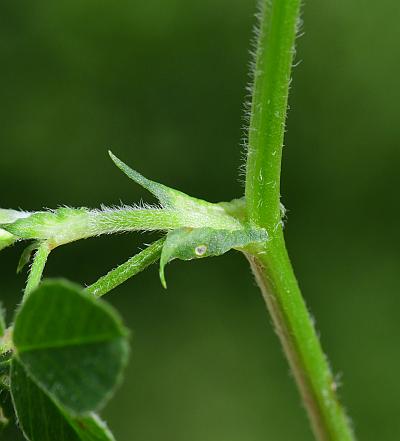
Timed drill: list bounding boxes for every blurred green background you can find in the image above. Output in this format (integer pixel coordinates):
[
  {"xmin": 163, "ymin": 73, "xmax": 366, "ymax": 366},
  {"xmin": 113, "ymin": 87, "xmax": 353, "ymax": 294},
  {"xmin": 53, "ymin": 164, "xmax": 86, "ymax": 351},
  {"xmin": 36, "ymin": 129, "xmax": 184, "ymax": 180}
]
[{"xmin": 1, "ymin": 0, "xmax": 399, "ymax": 440}]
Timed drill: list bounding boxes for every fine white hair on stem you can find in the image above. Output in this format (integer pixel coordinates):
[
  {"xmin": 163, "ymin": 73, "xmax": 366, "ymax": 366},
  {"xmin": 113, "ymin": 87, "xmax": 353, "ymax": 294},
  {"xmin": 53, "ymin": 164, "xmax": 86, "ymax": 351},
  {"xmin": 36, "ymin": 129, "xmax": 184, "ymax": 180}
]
[
  {"xmin": 91, "ymin": 202, "xmax": 163, "ymax": 215},
  {"xmin": 239, "ymin": 0, "xmax": 269, "ymax": 189},
  {"xmin": 239, "ymin": 0, "xmax": 304, "ymax": 191}
]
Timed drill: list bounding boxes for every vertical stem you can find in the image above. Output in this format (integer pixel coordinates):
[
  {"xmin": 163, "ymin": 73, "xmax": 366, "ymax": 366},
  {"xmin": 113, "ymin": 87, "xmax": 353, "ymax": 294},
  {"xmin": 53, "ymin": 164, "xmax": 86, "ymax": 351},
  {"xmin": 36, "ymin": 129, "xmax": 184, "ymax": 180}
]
[
  {"xmin": 247, "ymin": 231, "xmax": 355, "ymax": 441},
  {"xmin": 24, "ymin": 242, "xmax": 51, "ymax": 299},
  {"xmin": 245, "ymin": 0, "xmax": 300, "ymax": 232},
  {"xmin": 244, "ymin": 1, "xmax": 355, "ymax": 440}
]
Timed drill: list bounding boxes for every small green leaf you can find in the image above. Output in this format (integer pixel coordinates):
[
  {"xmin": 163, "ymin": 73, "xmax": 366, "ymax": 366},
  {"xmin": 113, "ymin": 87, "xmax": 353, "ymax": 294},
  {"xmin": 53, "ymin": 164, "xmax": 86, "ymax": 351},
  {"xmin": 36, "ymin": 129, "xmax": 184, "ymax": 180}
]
[
  {"xmin": 11, "ymin": 359, "xmax": 115, "ymax": 441},
  {"xmin": 13, "ymin": 280, "xmax": 129, "ymax": 414},
  {"xmin": 159, "ymin": 227, "xmax": 268, "ymax": 287}
]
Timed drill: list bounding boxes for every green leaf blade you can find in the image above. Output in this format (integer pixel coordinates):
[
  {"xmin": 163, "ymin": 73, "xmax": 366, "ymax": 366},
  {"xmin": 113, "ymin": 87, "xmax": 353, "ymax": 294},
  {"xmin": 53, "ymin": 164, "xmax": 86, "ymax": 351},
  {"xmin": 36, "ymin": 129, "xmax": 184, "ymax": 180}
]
[
  {"xmin": 13, "ymin": 280, "xmax": 129, "ymax": 415},
  {"xmin": 11, "ymin": 359, "xmax": 115, "ymax": 441}
]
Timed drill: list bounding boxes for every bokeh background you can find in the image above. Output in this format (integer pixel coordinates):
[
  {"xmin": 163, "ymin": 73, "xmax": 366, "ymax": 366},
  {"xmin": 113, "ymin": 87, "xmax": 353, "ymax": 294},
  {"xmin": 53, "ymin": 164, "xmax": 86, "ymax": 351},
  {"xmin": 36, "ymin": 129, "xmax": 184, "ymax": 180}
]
[{"xmin": 1, "ymin": 0, "xmax": 399, "ymax": 440}]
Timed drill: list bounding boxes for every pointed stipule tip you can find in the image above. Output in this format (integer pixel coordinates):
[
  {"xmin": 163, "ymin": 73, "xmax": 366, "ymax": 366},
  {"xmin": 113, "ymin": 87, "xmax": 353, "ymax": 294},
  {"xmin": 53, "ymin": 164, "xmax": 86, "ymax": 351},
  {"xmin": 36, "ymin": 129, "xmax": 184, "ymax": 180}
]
[{"xmin": 159, "ymin": 270, "xmax": 167, "ymax": 289}]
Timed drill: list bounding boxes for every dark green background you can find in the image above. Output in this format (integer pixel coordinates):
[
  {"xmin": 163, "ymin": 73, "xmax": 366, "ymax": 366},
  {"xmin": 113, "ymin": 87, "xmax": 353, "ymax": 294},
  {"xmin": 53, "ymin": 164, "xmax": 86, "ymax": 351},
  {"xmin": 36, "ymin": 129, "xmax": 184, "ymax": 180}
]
[{"xmin": 1, "ymin": 0, "xmax": 399, "ymax": 440}]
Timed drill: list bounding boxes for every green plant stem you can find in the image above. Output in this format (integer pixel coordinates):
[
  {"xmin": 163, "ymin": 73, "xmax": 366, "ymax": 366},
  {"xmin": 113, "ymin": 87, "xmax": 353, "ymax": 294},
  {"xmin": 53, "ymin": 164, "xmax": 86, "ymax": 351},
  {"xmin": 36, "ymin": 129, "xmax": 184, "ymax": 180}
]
[
  {"xmin": 244, "ymin": 1, "xmax": 355, "ymax": 440},
  {"xmin": 245, "ymin": 0, "xmax": 300, "ymax": 231},
  {"xmin": 88, "ymin": 210, "xmax": 181, "ymax": 235},
  {"xmin": 246, "ymin": 230, "xmax": 354, "ymax": 441},
  {"xmin": 24, "ymin": 242, "xmax": 51, "ymax": 299},
  {"xmin": 86, "ymin": 238, "xmax": 165, "ymax": 297}
]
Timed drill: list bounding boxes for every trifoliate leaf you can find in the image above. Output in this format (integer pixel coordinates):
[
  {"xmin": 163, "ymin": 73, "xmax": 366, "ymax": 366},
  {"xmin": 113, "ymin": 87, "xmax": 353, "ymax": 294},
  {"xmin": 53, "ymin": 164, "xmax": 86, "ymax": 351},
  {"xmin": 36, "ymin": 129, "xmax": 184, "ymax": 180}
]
[
  {"xmin": 12, "ymin": 280, "xmax": 129, "ymax": 415},
  {"xmin": 11, "ymin": 359, "xmax": 115, "ymax": 441},
  {"xmin": 159, "ymin": 227, "xmax": 268, "ymax": 287}
]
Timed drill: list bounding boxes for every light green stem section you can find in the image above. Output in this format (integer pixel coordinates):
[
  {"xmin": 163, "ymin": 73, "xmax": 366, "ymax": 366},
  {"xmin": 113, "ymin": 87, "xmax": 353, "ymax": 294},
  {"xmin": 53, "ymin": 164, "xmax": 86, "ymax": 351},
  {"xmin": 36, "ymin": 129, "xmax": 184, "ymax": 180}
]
[
  {"xmin": 86, "ymin": 238, "xmax": 165, "ymax": 297},
  {"xmin": 244, "ymin": 1, "xmax": 355, "ymax": 440},
  {"xmin": 247, "ymin": 231, "xmax": 354, "ymax": 441},
  {"xmin": 24, "ymin": 242, "xmax": 51, "ymax": 299},
  {"xmin": 245, "ymin": 0, "xmax": 299, "ymax": 232},
  {"xmin": 3, "ymin": 206, "xmax": 241, "ymax": 248},
  {"xmin": 88, "ymin": 210, "xmax": 181, "ymax": 235},
  {"xmin": 3, "ymin": 209, "xmax": 180, "ymax": 245}
]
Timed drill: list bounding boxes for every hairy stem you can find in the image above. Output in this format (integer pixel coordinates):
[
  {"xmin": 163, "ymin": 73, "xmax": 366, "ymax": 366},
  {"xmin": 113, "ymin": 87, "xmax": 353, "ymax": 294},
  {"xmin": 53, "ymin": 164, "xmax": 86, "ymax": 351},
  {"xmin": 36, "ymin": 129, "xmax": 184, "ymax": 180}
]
[
  {"xmin": 86, "ymin": 238, "xmax": 165, "ymax": 297},
  {"xmin": 245, "ymin": 0, "xmax": 299, "ymax": 232},
  {"xmin": 246, "ymin": 231, "xmax": 354, "ymax": 441},
  {"xmin": 88, "ymin": 210, "xmax": 181, "ymax": 235},
  {"xmin": 24, "ymin": 242, "xmax": 51, "ymax": 299},
  {"xmin": 244, "ymin": 0, "xmax": 355, "ymax": 440}
]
